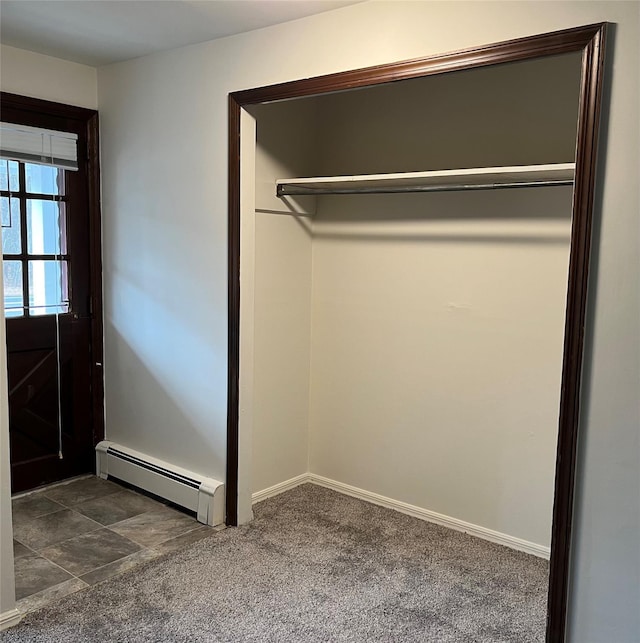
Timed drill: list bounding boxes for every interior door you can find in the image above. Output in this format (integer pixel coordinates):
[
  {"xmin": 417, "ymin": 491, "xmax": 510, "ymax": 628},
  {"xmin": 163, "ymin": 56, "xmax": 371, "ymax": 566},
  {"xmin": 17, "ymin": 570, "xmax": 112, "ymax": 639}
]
[{"xmin": 1, "ymin": 97, "xmax": 103, "ymax": 493}]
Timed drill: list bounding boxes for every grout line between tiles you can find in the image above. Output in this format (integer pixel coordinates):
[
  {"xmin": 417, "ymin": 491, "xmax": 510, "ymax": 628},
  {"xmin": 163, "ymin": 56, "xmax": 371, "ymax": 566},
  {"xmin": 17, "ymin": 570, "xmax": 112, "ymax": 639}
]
[
  {"xmin": 29, "ymin": 531, "xmax": 145, "ymax": 584},
  {"xmin": 10, "ymin": 474, "xmax": 94, "ymax": 500},
  {"xmin": 13, "ymin": 538, "xmax": 39, "ymax": 556},
  {"xmin": 38, "ymin": 554, "xmax": 83, "ymax": 582},
  {"xmin": 23, "ymin": 512, "xmax": 112, "ymax": 556},
  {"xmin": 14, "ymin": 555, "xmax": 83, "ymax": 604},
  {"xmin": 152, "ymin": 525, "xmax": 210, "ymax": 547},
  {"xmin": 78, "ymin": 547, "xmax": 157, "ymax": 579},
  {"xmin": 162, "ymin": 525, "xmax": 213, "ymax": 545},
  {"xmin": 11, "ymin": 504, "xmax": 67, "ymax": 520},
  {"xmin": 42, "ymin": 489, "xmax": 123, "ymax": 508}
]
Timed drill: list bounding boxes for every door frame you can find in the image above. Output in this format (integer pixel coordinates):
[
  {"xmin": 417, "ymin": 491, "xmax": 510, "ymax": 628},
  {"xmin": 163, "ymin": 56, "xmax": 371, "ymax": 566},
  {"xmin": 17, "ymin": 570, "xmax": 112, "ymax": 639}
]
[
  {"xmin": 227, "ymin": 23, "xmax": 608, "ymax": 642},
  {"xmin": 1, "ymin": 92, "xmax": 105, "ymax": 461}
]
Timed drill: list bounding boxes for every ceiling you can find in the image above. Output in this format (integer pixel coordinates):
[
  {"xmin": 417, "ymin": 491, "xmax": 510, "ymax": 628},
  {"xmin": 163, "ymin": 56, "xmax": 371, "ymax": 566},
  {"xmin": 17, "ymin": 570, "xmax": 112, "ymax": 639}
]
[{"xmin": 0, "ymin": 0, "xmax": 362, "ymax": 67}]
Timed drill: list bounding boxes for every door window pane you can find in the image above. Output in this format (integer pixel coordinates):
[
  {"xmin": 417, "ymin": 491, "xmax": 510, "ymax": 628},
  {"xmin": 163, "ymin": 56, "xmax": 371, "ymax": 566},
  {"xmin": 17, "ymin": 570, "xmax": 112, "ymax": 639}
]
[
  {"xmin": 27, "ymin": 200, "xmax": 66, "ymax": 255},
  {"xmin": 0, "ymin": 160, "xmax": 20, "ymax": 192},
  {"xmin": 1, "ymin": 198, "xmax": 21, "ymax": 254},
  {"xmin": 25, "ymin": 163, "xmax": 61, "ymax": 196},
  {"xmin": 28, "ymin": 260, "xmax": 69, "ymax": 315},
  {"xmin": 3, "ymin": 261, "xmax": 23, "ymax": 317}
]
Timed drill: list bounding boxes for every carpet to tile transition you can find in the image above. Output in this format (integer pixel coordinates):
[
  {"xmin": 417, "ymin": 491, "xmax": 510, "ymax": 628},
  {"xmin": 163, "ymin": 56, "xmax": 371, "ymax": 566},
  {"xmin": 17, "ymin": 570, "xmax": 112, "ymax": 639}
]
[{"xmin": 1, "ymin": 484, "xmax": 548, "ymax": 642}]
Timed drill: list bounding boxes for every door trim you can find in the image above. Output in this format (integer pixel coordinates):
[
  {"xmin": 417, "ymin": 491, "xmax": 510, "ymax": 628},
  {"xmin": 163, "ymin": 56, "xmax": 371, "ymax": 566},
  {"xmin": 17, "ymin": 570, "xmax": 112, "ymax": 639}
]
[
  {"xmin": 1, "ymin": 92, "xmax": 105, "ymax": 455},
  {"xmin": 227, "ymin": 23, "xmax": 608, "ymax": 642}
]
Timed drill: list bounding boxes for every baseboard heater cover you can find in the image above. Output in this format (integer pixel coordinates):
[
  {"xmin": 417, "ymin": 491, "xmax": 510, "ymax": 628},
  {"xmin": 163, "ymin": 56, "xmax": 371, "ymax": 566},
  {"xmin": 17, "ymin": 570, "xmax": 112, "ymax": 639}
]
[{"xmin": 95, "ymin": 441, "xmax": 224, "ymax": 526}]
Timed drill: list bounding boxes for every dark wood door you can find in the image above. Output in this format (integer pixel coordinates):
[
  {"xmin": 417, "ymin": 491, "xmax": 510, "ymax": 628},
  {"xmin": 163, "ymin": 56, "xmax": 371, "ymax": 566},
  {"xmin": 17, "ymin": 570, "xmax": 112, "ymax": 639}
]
[
  {"xmin": 2, "ymin": 94, "xmax": 103, "ymax": 493},
  {"xmin": 7, "ymin": 316, "xmax": 93, "ymax": 491}
]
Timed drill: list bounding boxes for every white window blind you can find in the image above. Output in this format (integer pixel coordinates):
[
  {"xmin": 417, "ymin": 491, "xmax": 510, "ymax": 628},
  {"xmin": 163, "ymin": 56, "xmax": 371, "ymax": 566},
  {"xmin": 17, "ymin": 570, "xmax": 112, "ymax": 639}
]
[{"xmin": 0, "ymin": 122, "xmax": 78, "ymax": 171}]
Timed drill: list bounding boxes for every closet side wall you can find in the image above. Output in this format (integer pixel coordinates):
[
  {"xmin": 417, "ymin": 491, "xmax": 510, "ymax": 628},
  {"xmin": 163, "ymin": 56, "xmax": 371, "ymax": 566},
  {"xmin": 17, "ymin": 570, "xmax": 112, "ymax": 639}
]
[
  {"xmin": 308, "ymin": 56, "xmax": 581, "ymax": 549},
  {"xmin": 251, "ymin": 102, "xmax": 317, "ymax": 495}
]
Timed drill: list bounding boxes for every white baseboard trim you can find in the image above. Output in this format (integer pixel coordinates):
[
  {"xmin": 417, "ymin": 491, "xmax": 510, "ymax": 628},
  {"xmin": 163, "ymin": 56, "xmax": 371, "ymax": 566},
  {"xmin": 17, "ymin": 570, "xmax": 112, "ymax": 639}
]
[
  {"xmin": 0, "ymin": 608, "xmax": 21, "ymax": 631},
  {"xmin": 252, "ymin": 473, "xmax": 311, "ymax": 504},
  {"xmin": 251, "ymin": 472, "xmax": 549, "ymax": 559},
  {"xmin": 308, "ymin": 474, "xmax": 551, "ymax": 560}
]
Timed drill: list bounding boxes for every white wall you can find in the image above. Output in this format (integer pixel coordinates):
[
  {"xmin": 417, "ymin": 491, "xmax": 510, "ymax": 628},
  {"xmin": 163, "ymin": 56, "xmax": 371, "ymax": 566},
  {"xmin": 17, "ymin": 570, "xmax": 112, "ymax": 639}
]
[
  {"xmin": 0, "ymin": 45, "xmax": 97, "ymax": 109},
  {"xmin": 96, "ymin": 2, "xmax": 639, "ymax": 641},
  {"xmin": 252, "ymin": 214, "xmax": 312, "ymax": 493},
  {"xmin": 98, "ymin": 50, "xmax": 228, "ymax": 477},
  {"xmin": 251, "ymin": 102, "xmax": 316, "ymax": 494}
]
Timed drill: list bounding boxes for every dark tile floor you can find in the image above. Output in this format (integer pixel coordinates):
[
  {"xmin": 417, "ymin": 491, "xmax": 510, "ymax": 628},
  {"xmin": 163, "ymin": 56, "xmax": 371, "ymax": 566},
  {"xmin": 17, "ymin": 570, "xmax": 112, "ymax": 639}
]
[{"xmin": 12, "ymin": 476, "xmax": 220, "ymax": 613}]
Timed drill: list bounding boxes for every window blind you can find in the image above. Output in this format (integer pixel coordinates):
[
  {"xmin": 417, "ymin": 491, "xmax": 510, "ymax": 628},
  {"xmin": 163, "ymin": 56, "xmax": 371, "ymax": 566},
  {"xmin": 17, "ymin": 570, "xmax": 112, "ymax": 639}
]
[{"xmin": 0, "ymin": 122, "xmax": 78, "ymax": 171}]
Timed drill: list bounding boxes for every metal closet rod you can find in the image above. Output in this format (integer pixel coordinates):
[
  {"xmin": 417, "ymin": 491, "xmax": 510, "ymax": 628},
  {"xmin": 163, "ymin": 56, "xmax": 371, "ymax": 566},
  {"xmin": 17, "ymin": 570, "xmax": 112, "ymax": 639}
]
[{"xmin": 277, "ymin": 179, "xmax": 574, "ymax": 197}]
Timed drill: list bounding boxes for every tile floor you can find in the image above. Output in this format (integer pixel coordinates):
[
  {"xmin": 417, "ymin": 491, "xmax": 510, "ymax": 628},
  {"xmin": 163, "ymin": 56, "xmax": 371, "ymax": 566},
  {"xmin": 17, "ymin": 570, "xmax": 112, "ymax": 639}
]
[{"xmin": 12, "ymin": 475, "xmax": 219, "ymax": 613}]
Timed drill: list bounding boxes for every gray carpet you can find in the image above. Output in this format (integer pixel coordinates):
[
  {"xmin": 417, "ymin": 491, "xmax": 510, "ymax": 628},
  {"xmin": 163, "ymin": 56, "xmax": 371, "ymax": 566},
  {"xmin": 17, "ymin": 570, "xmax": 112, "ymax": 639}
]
[{"xmin": 1, "ymin": 484, "xmax": 548, "ymax": 642}]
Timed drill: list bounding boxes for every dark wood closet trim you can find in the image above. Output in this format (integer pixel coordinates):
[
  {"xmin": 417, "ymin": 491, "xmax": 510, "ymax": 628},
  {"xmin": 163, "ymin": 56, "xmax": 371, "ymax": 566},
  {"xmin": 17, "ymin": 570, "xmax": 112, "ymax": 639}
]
[
  {"xmin": 1, "ymin": 92, "xmax": 106, "ymax": 449},
  {"xmin": 227, "ymin": 23, "xmax": 608, "ymax": 642}
]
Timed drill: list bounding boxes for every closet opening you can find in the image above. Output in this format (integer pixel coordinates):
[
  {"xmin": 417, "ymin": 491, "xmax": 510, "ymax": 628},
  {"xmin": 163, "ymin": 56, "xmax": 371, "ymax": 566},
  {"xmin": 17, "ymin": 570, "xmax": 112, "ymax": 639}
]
[{"xmin": 228, "ymin": 23, "xmax": 607, "ymax": 642}]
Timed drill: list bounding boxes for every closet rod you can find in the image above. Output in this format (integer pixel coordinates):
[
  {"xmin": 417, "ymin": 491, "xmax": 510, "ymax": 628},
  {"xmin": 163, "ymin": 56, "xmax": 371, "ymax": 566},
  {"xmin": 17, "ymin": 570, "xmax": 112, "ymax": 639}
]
[{"xmin": 277, "ymin": 179, "xmax": 573, "ymax": 197}]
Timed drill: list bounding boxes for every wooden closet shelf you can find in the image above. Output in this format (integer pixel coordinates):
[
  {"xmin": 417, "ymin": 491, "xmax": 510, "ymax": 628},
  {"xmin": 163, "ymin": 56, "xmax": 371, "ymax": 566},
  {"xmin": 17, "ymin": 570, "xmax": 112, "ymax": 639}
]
[{"xmin": 276, "ymin": 163, "xmax": 575, "ymax": 196}]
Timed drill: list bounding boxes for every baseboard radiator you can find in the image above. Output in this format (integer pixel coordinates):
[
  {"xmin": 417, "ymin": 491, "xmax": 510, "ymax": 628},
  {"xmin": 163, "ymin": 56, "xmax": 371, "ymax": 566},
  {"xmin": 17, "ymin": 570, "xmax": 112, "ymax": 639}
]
[{"xmin": 95, "ymin": 441, "xmax": 224, "ymax": 527}]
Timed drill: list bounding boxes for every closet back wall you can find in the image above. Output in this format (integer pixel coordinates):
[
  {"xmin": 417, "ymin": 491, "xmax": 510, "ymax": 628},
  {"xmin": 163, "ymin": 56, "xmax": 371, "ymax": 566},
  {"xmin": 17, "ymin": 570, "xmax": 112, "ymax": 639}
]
[
  {"xmin": 312, "ymin": 54, "xmax": 582, "ymax": 175},
  {"xmin": 310, "ymin": 188, "xmax": 572, "ymax": 549},
  {"xmin": 308, "ymin": 54, "xmax": 582, "ymax": 549}
]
